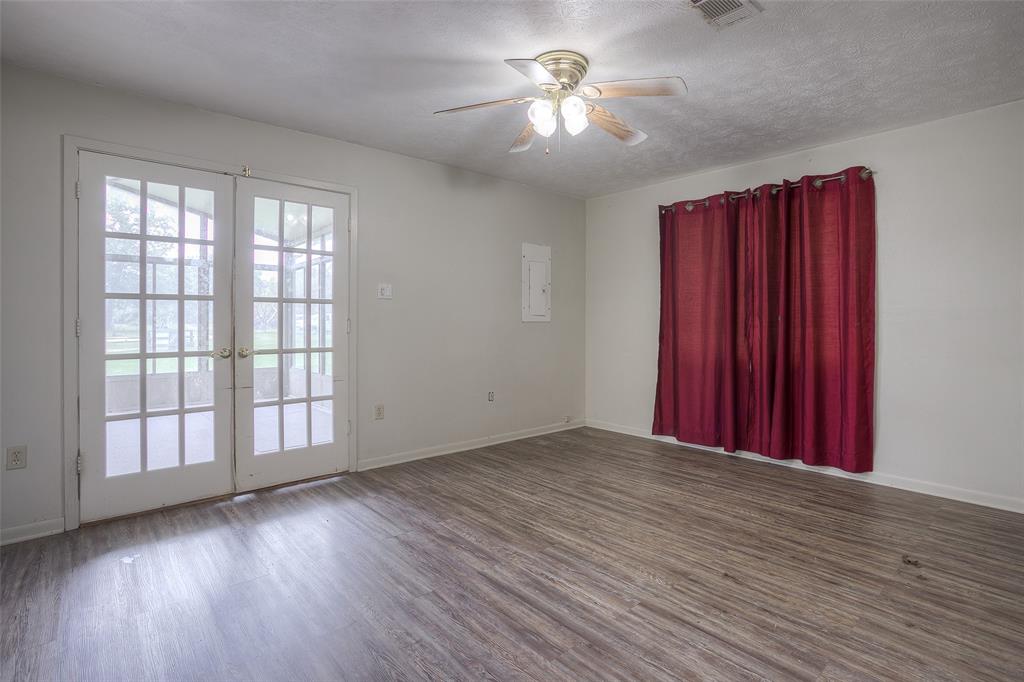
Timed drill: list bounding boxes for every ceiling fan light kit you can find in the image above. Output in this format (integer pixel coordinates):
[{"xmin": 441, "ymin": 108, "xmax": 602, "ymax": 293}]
[{"xmin": 434, "ymin": 50, "xmax": 686, "ymax": 154}]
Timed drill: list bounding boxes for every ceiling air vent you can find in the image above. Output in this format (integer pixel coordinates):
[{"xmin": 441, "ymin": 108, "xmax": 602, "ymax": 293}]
[{"xmin": 691, "ymin": 0, "xmax": 763, "ymax": 29}]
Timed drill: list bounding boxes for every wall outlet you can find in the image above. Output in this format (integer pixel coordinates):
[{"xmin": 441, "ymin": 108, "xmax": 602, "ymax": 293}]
[
  {"xmin": 376, "ymin": 283, "xmax": 393, "ymax": 299},
  {"xmin": 563, "ymin": 416, "xmax": 572, "ymax": 424},
  {"xmin": 487, "ymin": 391, "xmax": 495, "ymax": 402},
  {"xmin": 374, "ymin": 404, "xmax": 385, "ymax": 420},
  {"xmin": 6, "ymin": 445, "xmax": 27, "ymax": 470}
]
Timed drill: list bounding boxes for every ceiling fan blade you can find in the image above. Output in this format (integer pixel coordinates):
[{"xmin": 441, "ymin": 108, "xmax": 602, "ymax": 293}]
[
  {"xmin": 587, "ymin": 104, "xmax": 648, "ymax": 146},
  {"xmin": 504, "ymin": 59, "xmax": 560, "ymax": 88},
  {"xmin": 579, "ymin": 77, "xmax": 687, "ymax": 99},
  {"xmin": 509, "ymin": 123, "xmax": 535, "ymax": 153},
  {"xmin": 434, "ymin": 96, "xmax": 533, "ymax": 115}
]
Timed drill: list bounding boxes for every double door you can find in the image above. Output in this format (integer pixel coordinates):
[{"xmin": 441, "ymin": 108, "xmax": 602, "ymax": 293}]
[{"xmin": 78, "ymin": 152, "xmax": 350, "ymax": 522}]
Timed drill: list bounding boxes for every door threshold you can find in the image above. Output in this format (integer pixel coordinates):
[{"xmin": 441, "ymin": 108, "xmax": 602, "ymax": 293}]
[{"xmin": 78, "ymin": 470, "xmax": 351, "ymax": 528}]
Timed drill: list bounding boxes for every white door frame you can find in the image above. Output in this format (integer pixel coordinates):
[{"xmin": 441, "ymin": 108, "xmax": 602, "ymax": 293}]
[{"xmin": 61, "ymin": 135, "xmax": 360, "ymax": 530}]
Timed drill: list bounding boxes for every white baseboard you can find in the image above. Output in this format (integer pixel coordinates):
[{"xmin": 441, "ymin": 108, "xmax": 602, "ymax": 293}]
[
  {"xmin": 358, "ymin": 420, "xmax": 586, "ymax": 472},
  {"xmin": 1, "ymin": 517, "xmax": 66, "ymax": 546},
  {"xmin": 584, "ymin": 419, "xmax": 1024, "ymax": 514}
]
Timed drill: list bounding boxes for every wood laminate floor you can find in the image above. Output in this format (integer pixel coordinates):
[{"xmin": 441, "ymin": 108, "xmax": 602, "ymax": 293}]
[{"xmin": 2, "ymin": 427, "xmax": 1023, "ymax": 681}]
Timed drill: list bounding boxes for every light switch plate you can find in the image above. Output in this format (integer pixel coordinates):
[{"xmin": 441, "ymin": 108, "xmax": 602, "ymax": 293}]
[{"xmin": 376, "ymin": 283, "xmax": 393, "ymax": 299}]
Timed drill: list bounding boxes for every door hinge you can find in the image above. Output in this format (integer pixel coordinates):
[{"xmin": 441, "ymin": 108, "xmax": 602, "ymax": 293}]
[
  {"xmin": 241, "ymin": 165, "xmax": 252, "ymax": 177},
  {"xmin": 75, "ymin": 317, "xmax": 81, "ymax": 337},
  {"xmin": 75, "ymin": 181, "xmax": 81, "ymax": 199},
  {"xmin": 347, "ymin": 318, "xmax": 352, "ymax": 334},
  {"xmin": 76, "ymin": 450, "xmax": 82, "ymax": 475},
  {"xmin": 347, "ymin": 420, "xmax": 351, "ymax": 436}
]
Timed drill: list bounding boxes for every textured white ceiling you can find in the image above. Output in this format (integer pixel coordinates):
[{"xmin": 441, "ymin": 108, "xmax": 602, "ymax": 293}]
[{"xmin": 3, "ymin": 1, "xmax": 1023, "ymax": 197}]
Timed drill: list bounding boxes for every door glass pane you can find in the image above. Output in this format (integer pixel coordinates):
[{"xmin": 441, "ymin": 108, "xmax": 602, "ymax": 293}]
[
  {"xmin": 253, "ymin": 249, "xmax": 278, "ymax": 297},
  {"xmin": 147, "ymin": 415, "xmax": 179, "ymax": 470},
  {"xmin": 254, "ymin": 197, "xmax": 279, "ymax": 246},
  {"xmin": 184, "ymin": 300, "xmax": 213, "ymax": 352},
  {"xmin": 106, "ymin": 299, "xmax": 140, "ymax": 354},
  {"xmin": 283, "ymin": 353, "xmax": 306, "ymax": 399},
  {"xmin": 146, "ymin": 358, "xmax": 179, "ymax": 411},
  {"xmin": 285, "ymin": 253, "xmax": 307, "ymax": 298},
  {"xmin": 146, "ymin": 183, "xmax": 180, "ymax": 237},
  {"xmin": 310, "ymin": 304, "xmax": 332, "ymax": 348},
  {"xmin": 106, "ymin": 359, "xmax": 140, "ymax": 416},
  {"xmin": 283, "ymin": 201, "xmax": 307, "ymax": 249},
  {"xmin": 283, "ymin": 303, "xmax": 305, "ymax": 348},
  {"xmin": 283, "ymin": 402, "xmax": 307, "ymax": 449},
  {"xmin": 254, "ymin": 405, "xmax": 279, "ymax": 454},
  {"xmin": 184, "ymin": 411, "xmax": 215, "ymax": 464},
  {"xmin": 184, "ymin": 357, "xmax": 214, "ymax": 407},
  {"xmin": 311, "ymin": 206, "xmax": 333, "ymax": 251},
  {"xmin": 106, "ymin": 419, "xmax": 141, "ymax": 476},
  {"xmin": 146, "ymin": 300, "xmax": 179, "ymax": 352},
  {"xmin": 146, "ymin": 241, "xmax": 179, "ymax": 294},
  {"xmin": 105, "ymin": 238, "xmax": 140, "ymax": 294},
  {"xmin": 184, "ymin": 243, "xmax": 214, "ymax": 295},
  {"xmin": 311, "ymin": 400, "xmax": 332, "ymax": 445},
  {"xmin": 254, "ymin": 354, "xmax": 279, "ymax": 401},
  {"xmin": 106, "ymin": 178, "xmax": 142, "ymax": 234},
  {"xmin": 253, "ymin": 302, "xmax": 278, "ymax": 350},
  {"xmin": 184, "ymin": 188, "xmax": 215, "ymax": 240},
  {"xmin": 311, "ymin": 255, "xmax": 332, "ymax": 299},
  {"xmin": 311, "ymin": 352, "xmax": 332, "ymax": 397}
]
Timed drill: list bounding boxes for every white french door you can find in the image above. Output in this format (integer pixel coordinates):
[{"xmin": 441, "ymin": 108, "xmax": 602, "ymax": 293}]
[
  {"xmin": 79, "ymin": 152, "xmax": 235, "ymax": 521},
  {"xmin": 234, "ymin": 178, "xmax": 349, "ymax": 490},
  {"xmin": 78, "ymin": 152, "xmax": 350, "ymax": 522}
]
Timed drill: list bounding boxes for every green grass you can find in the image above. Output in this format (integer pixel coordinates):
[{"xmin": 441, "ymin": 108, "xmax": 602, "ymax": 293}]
[
  {"xmin": 254, "ymin": 331, "xmax": 278, "ymax": 368},
  {"xmin": 106, "ymin": 357, "xmax": 179, "ymax": 376},
  {"xmin": 104, "ymin": 332, "xmax": 332, "ymax": 374}
]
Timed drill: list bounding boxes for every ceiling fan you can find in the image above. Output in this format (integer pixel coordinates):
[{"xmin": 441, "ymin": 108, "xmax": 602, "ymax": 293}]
[{"xmin": 434, "ymin": 50, "xmax": 687, "ymax": 153}]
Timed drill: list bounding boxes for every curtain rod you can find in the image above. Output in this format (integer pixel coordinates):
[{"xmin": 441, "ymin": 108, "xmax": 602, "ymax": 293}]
[{"xmin": 665, "ymin": 167, "xmax": 874, "ymax": 212}]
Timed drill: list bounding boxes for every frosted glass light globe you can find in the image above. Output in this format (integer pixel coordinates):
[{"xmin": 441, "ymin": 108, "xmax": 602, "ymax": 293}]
[
  {"xmin": 560, "ymin": 95, "xmax": 587, "ymax": 121},
  {"xmin": 564, "ymin": 113, "xmax": 589, "ymax": 136},
  {"xmin": 534, "ymin": 115, "xmax": 557, "ymax": 138},
  {"xmin": 527, "ymin": 99, "xmax": 554, "ymax": 126}
]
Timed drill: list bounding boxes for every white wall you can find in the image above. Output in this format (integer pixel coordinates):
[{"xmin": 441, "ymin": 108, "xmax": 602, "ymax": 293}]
[
  {"xmin": 0, "ymin": 65, "xmax": 586, "ymax": 537},
  {"xmin": 586, "ymin": 100, "xmax": 1024, "ymax": 511}
]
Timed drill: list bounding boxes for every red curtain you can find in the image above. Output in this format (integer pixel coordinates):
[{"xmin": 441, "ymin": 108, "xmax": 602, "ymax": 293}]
[{"xmin": 653, "ymin": 166, "xmax": 875, "ymax": 473}]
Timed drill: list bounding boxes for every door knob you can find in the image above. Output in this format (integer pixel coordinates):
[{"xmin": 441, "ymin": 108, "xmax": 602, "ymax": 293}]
[
  {"xmin": 210, "ymin": 347, "xmax": 232, "ymax": 359},
  {"xmin": 237, "ymin": 347, "xmax": 253, "ymax": 358}
]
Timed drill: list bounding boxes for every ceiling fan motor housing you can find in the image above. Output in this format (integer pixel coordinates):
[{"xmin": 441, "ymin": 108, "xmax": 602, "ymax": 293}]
[{"xmin": 535, "ymin": 50, "xmax": 590, "ymax": 91}]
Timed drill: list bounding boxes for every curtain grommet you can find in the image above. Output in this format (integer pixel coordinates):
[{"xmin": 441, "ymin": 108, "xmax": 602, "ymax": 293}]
[
  {"xmin": 859, "ymin": 168, "xmax": 873, "ymax": 180},
  {"xmin": 685, "ymin": 202, "xmax": 694, "ymax": 212},
  {"xmin": 812, "ymin": 178, "xmax": 824, "ymax": 189}
]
